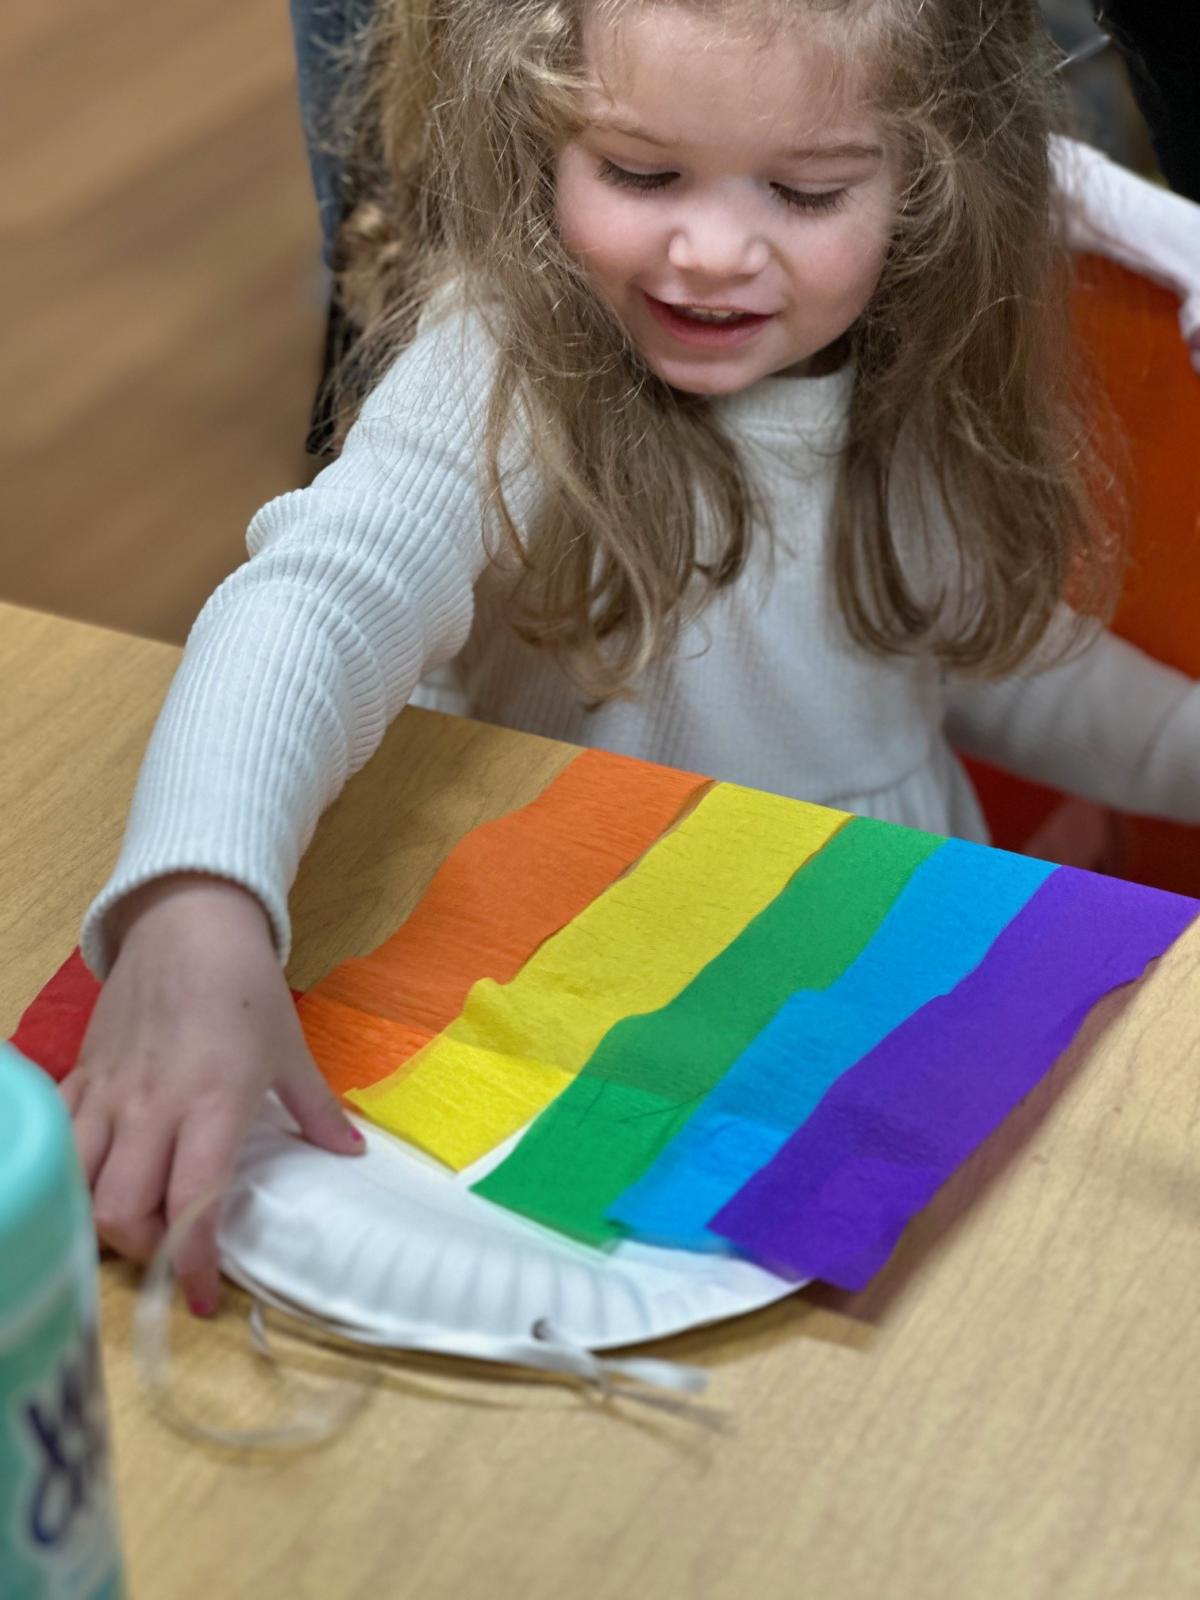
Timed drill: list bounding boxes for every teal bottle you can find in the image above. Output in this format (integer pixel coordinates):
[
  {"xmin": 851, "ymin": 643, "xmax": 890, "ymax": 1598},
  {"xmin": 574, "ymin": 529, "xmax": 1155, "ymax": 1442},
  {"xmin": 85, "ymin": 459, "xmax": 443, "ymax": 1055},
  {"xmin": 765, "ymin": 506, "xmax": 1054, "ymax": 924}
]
[{"xmin": 0, "ymin": 1042, "xmax": 126, "ymax": 1599}]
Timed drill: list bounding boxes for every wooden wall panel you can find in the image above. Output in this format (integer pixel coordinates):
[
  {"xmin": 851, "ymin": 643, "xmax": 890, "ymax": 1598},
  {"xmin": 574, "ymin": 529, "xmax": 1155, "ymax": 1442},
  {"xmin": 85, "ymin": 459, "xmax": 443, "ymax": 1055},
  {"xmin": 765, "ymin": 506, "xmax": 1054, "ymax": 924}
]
[{"xmin": 1, "ymin": 0, "xmax": 324, "ymax": 642}]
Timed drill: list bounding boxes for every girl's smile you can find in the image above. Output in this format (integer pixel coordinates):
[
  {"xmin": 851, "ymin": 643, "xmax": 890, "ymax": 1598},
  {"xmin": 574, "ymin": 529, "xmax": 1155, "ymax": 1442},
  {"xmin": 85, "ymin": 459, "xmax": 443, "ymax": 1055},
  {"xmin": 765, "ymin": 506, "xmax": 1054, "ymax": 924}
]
[
  {"xmin": 556, "ymin": 3, "xmax": 897, "ymax": 395},
  {"xmin": 642, "ymin": 292, "xmax": 777, "ymax": 348}
]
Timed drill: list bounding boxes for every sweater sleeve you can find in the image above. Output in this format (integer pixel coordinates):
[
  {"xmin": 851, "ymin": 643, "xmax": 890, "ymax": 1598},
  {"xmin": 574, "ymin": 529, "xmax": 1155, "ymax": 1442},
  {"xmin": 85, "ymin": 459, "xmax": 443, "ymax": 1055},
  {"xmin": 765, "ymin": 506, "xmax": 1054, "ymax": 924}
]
[
  {"xmin": 80, "ymin": 304, "xmax": 523, "ymax": 977},
  {"xmin": 1050, "ymin": 133, "xmax": 1200, "ymax": 369},
  {"xmin": 945, "ymin": 616, "xmax": 1200, "ymax": 823}
]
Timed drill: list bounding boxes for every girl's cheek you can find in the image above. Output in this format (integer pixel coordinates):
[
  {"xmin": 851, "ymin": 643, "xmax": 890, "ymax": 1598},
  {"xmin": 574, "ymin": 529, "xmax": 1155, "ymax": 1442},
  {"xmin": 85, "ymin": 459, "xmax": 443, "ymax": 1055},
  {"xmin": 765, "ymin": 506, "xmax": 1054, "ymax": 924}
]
[
  {"xmin": 561, "ymin": 208, "xmax": 650, "ymax": 297},
  {"xmin": 810, "ymin": 220, "xmax": 891, "ymax": 308},
  {"xmin": 560, "ymin": 183, "xmax": 626, "ymax": 257},
  {"xmin": 553, "ymin": 149, "xmax": 590, "ymax": 252},
  {"xmin": 555, "ymin": 149, "xmax": 625, "ymax": 260}
]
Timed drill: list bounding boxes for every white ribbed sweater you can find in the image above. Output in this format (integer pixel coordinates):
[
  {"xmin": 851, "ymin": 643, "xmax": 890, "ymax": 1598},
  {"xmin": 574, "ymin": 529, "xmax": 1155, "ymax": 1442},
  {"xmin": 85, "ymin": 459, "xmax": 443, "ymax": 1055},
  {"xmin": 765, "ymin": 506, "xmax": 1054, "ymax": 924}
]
[{"xmin": 80, "ymin": 146, "xmax": 1200, "ymax": 976}]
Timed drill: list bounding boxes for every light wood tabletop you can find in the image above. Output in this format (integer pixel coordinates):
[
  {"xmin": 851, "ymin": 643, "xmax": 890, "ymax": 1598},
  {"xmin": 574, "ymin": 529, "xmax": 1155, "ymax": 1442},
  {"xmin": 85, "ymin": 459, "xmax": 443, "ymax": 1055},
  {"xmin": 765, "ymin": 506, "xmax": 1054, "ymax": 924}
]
[{"xmin": 1, "ymin": 598, "xmax": 1198, "ymax": 1600}]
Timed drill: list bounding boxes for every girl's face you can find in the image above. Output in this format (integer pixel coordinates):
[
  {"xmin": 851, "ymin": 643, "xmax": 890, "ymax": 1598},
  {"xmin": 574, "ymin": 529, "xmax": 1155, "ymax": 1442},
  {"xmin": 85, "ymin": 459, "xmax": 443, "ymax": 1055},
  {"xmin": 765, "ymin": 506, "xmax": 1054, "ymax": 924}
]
[{"xmin": 556, "ymin": 3, "xmax": 897, "ymax": 395}]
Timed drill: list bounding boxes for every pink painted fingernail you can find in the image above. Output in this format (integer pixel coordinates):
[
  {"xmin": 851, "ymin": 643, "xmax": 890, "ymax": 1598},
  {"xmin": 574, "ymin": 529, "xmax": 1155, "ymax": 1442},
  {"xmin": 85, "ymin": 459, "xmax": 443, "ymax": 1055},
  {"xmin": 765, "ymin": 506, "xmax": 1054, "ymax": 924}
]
[
  {"xmin": 188, "ymin": 1295, "xmax": 218, "ymax": 1319},
  {"xmin": 349, "ymin": 1127, "xmax": 365, "ymax": 1145}
]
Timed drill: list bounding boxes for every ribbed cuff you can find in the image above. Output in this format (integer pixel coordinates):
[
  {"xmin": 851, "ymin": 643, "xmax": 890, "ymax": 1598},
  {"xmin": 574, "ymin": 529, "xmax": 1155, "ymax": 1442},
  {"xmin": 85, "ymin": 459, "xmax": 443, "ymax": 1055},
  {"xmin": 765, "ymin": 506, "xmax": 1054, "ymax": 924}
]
[{"xmin": 80, "ymin": 856, "xmax": 292, "ymax": 981}]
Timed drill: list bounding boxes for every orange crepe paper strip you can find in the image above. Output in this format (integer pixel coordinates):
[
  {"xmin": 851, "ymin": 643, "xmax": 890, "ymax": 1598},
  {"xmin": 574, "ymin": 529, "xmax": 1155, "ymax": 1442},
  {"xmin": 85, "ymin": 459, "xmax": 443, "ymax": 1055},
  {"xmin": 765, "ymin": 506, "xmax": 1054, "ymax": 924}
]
[
  {"xmin": 297, "ymin": 993, "xmax": 433, "ymax": 1096},
  {"xmin": 300, "ymin": 747, "xmax": 708, "ymax": 1098}
]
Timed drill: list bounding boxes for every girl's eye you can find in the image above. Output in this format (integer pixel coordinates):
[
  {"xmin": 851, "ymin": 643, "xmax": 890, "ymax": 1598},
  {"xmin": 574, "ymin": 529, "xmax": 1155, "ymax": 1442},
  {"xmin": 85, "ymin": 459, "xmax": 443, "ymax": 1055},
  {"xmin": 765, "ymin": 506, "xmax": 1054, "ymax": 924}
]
[
  {"xmin": 772, "ymin": 185, "xmax": 848, "ymax": 215},
  {"xmin": 597, "ymin": 159, "xmax": 676, "ymax": 192},
  {"xmin": 596, "ymin": 161, "xmax": 849, "ymax": 217}
]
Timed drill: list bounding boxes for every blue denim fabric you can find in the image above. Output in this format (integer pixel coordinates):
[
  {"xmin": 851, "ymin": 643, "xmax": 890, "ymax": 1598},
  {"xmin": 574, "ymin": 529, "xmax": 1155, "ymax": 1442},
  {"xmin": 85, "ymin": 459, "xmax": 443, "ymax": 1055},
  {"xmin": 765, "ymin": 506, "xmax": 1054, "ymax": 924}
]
[{"xmin": 289, "ymin": 0, "xmax": 375, "ymax": 264}]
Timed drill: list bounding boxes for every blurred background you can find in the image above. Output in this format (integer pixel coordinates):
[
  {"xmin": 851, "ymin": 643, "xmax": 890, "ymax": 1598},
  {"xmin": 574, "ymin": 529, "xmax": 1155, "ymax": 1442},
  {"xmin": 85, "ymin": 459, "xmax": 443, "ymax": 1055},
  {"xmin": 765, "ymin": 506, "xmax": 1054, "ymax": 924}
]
[
  {"xmin": 0, "ymin": 0, "xmax": 1167, "ymax": 645},
  {"xmin": 2, "ymin": 0, "xmax": 321, "ymax": 643}
]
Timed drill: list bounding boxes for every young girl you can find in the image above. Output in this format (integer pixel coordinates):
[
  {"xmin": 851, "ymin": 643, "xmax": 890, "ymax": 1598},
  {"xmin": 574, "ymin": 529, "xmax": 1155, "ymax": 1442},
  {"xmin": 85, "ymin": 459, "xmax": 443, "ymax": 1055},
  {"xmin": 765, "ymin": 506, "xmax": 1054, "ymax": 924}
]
[{"xmin": 63, "ymin": 0, "xmax": 1200, "ymax": 1318}]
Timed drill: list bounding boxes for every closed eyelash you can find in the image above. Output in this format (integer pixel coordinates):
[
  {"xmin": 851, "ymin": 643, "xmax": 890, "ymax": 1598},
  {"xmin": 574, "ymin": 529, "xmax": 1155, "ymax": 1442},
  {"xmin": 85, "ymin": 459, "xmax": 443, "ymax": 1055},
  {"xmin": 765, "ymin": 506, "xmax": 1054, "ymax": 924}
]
[
  {"xmin": 773, "ymin": 184, "xmax": 849, "ymax": 216},
  {"xmin": 596, "ymin": 159, "xmax": 848, "ymax": 215},
  {"xmin": 597, "ymin": 160, "xmax": 675, "ymax": 193}
]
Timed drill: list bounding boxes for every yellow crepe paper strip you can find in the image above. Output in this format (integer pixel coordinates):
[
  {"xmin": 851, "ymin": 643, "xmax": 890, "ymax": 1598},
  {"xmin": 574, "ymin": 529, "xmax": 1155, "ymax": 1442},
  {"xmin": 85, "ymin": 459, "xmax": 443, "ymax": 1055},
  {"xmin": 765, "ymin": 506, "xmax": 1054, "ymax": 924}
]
[{"xmin": 348, "ymin": 784, "xmax": 850, "ymax": 1168}]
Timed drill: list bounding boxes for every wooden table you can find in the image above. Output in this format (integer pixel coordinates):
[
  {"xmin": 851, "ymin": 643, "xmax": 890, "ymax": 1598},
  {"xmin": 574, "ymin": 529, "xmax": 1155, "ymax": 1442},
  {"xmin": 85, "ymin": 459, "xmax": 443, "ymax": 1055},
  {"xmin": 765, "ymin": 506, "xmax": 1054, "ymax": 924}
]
[{"xmin": 2, "ymin": 598, "xmax": 1198, "ymax": 1600}]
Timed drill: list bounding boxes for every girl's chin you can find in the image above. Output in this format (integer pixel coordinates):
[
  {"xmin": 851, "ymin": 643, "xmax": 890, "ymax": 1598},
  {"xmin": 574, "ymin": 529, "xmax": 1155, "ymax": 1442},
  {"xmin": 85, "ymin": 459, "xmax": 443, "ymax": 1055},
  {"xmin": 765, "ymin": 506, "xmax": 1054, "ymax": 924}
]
[
  {"xmin": 665, "ymin": 375, "xmax": 759, "ymax": 397},
  {"xmin": 647, "ymin": 356, "xmax": 776, "ymax": 397},
  {"xmin": 647, "ymin": 342, "xmax": 845, "ymax": 393}
]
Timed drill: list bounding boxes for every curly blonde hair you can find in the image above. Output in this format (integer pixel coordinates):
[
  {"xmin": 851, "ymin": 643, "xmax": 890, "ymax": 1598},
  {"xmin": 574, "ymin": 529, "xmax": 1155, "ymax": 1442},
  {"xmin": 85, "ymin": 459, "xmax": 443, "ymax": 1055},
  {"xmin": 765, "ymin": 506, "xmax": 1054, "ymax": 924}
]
[{"xmin": 325, "ymin": 0, "xmax": 1117, "ymax": 698}]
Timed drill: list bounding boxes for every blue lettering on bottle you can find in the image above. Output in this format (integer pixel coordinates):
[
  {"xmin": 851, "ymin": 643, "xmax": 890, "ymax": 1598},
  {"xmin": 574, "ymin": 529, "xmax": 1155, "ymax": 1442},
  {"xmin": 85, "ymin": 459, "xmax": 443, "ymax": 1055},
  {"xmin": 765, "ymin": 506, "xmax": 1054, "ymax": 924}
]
[{"xmin": 21, "ymin": 1329, "xmax": 111, "ymax": 1550}]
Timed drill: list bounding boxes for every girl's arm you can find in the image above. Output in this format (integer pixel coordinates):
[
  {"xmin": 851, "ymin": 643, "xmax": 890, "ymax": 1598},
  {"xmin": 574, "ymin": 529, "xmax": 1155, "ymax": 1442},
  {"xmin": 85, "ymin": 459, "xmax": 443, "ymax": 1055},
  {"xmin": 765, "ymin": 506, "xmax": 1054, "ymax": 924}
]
[
  {"xmin": 67, "ymin": 299, "xmax": 514, "ymax": 1311},
  {"xmin": 80, "ymin": 301, "xmax": 510, "ymax": 976},
  {"xmin": 1051, "ymin": 134, "xmax": 1200, "ymax": 370},
  {"xmin": 944, "ymin": 618, "xmax": 1200, "ymax": 823}
]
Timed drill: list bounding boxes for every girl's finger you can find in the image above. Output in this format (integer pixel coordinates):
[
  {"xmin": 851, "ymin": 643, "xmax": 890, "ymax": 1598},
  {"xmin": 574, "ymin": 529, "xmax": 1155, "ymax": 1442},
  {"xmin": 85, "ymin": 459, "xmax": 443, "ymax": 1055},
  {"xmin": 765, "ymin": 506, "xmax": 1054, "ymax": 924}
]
[
  {"xmin": 276, "ymin": 1056, "xmax": 364, "ymax": 1158},
  {"xmin": 93, "ymin": 1206, "xmax": 167, "ymax": 1268},
  {"xmin": 165, "ymin": 1111, "xmax": 244, "ymax": 1316},
  {"xmin": 58, "ymin": 1072, "xmax": 84, "ymax": 1116},
  {"xmin": 91, "ymin": 1118, "xmax": 176, "ymax": 1265},
  {"xmin": 71, "ymin": 1102, "xmax": 116, "ymax": 1190}
]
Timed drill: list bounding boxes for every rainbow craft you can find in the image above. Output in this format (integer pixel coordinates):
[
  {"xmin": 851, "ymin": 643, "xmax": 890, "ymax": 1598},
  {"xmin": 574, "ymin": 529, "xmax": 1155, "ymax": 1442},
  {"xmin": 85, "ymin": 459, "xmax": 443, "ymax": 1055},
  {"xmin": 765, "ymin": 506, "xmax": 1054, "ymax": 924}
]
[
  {"xmin": 13, "ymin": 750, "xmax": 1198, "ymax": 1293},
  {"xmin": 297, "ymin": 752, "xmax": 1198, "ymax": 1291}
]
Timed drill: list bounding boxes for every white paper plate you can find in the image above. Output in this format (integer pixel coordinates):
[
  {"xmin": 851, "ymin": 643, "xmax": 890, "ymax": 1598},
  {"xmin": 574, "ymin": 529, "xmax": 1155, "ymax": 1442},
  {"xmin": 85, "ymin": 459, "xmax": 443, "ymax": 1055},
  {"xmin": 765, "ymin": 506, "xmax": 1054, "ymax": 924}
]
[{"xmin": 217, "ymin": 1100, "xmax": 800, "ymax": 1370}]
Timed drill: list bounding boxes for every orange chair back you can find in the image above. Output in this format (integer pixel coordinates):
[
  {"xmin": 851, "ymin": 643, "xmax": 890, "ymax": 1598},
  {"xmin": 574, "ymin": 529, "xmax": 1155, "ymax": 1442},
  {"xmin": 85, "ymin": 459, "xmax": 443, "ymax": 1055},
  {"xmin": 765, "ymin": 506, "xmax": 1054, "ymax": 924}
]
[{"xmin": 970, "ymin": 254, "xmax": 1200, "ymax": 893}]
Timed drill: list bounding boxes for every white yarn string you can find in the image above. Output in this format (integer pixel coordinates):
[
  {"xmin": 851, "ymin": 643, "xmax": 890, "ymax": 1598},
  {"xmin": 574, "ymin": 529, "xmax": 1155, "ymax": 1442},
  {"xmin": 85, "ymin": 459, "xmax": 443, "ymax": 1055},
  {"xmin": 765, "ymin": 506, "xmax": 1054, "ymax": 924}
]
[{"xmin": 133, "ymin": 1188, "xmax": 712, "ymax": 1454}]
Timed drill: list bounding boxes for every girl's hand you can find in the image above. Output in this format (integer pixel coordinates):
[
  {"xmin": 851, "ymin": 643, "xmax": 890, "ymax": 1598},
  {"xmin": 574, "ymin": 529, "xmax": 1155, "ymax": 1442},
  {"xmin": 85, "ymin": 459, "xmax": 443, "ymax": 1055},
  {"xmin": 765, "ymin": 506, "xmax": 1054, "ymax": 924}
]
[{"xmin": 60, "ymin": 874, "xmax": 363, "ymax": 1316}]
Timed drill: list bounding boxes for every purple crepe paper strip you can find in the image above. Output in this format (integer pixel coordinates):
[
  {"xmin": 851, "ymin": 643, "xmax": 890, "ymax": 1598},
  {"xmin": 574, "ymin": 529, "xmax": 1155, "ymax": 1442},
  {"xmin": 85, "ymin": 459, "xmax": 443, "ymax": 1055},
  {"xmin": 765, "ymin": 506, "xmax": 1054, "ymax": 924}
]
[{"xmin": 711, "ymin": 867, "xmax": 1198, "ymax": 1291}]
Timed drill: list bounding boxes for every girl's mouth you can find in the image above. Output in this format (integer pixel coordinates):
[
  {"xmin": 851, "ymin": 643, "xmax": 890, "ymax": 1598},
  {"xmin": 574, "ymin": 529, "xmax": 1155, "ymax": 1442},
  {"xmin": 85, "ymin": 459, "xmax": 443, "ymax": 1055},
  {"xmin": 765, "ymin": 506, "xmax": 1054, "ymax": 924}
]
[{"xmin": 641, "ymin": 292, "xmax": 775, "ymax": 348}]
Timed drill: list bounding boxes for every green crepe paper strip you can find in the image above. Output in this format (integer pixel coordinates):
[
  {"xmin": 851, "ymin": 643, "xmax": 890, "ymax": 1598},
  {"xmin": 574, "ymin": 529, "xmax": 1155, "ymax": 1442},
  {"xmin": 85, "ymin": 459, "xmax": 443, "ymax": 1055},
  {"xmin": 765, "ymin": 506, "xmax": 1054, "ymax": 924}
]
[{"xmin": 473, "ymin": 816, "xmax": 945, "ymax": 1244}]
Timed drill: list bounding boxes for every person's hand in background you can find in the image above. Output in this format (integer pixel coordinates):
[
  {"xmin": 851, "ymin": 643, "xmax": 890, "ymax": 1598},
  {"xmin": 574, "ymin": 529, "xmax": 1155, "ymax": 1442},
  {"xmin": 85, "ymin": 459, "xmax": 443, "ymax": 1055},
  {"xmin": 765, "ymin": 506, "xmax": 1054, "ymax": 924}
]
[{"xmin": 1052, "ymin": 134, "xmax": 1200, "ymax": 373}]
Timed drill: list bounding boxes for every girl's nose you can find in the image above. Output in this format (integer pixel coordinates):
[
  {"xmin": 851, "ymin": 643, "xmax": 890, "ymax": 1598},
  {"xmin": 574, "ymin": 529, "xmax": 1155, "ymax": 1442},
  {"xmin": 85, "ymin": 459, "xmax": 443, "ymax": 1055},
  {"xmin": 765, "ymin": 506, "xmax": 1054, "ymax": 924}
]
[{"xmin": 667, "ymin": 207, "xmax": 771, "ymax": 280}]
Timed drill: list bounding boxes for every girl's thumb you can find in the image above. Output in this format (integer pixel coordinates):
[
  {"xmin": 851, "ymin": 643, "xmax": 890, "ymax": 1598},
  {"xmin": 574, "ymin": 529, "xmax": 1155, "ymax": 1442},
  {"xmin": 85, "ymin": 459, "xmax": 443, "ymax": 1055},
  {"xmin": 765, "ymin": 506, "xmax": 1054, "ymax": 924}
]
[{"xmin": 276, "ymin": 1061, "xmax": 366, "ymax": 1157}]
